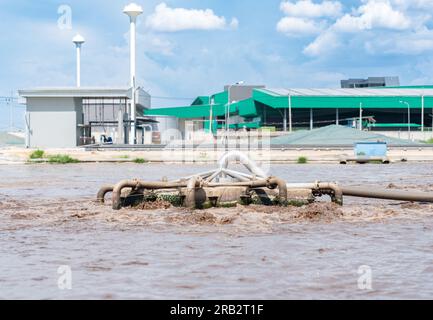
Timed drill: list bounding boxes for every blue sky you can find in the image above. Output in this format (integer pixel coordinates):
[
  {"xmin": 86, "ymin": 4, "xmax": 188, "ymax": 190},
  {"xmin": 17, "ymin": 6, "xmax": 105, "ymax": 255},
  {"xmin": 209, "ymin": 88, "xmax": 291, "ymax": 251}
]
[{"xmin": 2, "ymin": 0, "xmax": 433, "ymax": 129}]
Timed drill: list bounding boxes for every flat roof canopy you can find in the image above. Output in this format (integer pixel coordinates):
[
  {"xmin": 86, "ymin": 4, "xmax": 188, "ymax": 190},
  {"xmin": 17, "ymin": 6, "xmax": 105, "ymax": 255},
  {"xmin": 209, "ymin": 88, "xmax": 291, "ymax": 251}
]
[{"xmin": 19, "ymin": 87, "xmax": 151, "ymax": 108}]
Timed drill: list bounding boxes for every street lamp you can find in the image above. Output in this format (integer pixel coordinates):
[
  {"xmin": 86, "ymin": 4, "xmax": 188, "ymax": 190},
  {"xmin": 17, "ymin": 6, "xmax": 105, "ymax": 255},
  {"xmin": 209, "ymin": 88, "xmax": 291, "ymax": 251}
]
[
  {"xmin": 399, "ymin": 100, "xmax": 411, "ymax": 137},
  {"xmin": 124, "ymin": 2, "xmax": 143, "ymax": 145},
  {"xmin": 72, "ymin": 34, "xmax": 85, "ymax": 87}
]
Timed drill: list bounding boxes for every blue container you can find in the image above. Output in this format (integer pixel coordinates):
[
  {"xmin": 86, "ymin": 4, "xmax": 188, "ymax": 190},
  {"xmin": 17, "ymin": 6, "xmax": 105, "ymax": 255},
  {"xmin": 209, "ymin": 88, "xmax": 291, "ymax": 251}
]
[{"xmin": 354, "ymin": 142, "xmax": 388, "ymax": 157}]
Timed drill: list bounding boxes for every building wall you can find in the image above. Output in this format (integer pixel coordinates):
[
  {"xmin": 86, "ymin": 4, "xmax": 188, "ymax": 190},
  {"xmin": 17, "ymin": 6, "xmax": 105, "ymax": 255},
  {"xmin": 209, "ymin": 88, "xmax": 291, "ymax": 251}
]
[
  {"xmin": 156, "ymin": 116, "xmax": 181, "ymax": 143},
  {"xmin": 341, "ymin": 76, "xmax": 400, "ymax": 88},
  {"xmin": 26, "ymin": 97, "xmax": 82, "ymax": 148},
  {"xmin": 223, "ymin": 85, "xmax": 265, "ymax": 103}
]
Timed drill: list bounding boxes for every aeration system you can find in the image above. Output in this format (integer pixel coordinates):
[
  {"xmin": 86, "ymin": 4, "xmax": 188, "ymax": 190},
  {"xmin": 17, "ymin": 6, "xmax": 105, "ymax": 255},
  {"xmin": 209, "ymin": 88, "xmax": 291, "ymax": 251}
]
[{"xmin": 97, "ymin": 151, "xmax": 433, "ymax": 210}]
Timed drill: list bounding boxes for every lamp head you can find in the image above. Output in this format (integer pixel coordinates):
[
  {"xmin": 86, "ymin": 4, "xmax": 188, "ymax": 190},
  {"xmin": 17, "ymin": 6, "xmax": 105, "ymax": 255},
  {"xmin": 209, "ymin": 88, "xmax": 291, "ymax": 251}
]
[
  {"xmin": 123, "ymin": 3, "xmax": 143, "ymax": 18},
  {"xmin": 72, "ymin": 34, "xmax": 85, "ymax": 46}
]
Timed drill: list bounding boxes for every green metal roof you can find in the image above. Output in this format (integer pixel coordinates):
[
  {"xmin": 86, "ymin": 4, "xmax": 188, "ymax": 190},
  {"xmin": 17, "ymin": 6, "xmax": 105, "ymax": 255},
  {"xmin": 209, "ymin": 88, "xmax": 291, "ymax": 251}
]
[
  {"xmin": 144, "ymin": 103, "xmax": 237, "ymax": 119},
  {"xmin": 192, "ymin": 96, "xmax": 210, "ymax": 105},
  {"xmin": 145, "ymin": 85, "xmax": 433, "ymax": 120},
  {"xmin": 231, "ymin": 98, "xmax": 258, "ymax": 118},
  {"xmin": 253, "ymin": 88, "xmax": 433, "ymax": 109}
]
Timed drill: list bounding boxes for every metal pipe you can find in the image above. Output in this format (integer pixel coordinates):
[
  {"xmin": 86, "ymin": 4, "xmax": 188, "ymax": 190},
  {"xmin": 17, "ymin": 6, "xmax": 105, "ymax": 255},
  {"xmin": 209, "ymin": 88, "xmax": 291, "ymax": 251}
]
[
  {"xmin": 112, "ymin": 180, "xmax": 188, "ymax": 210},
  {"xmin": 219, "ymin": 151, "xmax": 267, "ymax": 179},
  {"xmin": 208, "ymin": 180, "xmax": 268, "ymax": 188},
  {"xmin": 97, "ymin": 185, "xmax": 114, "ymax": 203},
  {"xmin": 289, "ymin": 183, "xmax": 433, "ymax": 204},
  {"xmin": 223, "ymin": 169, "xmax": 255, "ymax": 180},
  {"xmin": 208, "ymin": 177, "xmax": 288, "ymax": 203},
  {"xmin": 286, "ymin": 182, "xmax": 343, "ymax": 205},
  {"xmin": 205, "ymin": 169, "xmax": 223, "ymax": 183},
  {"xmin": 179, "ymin": 170, "xmax": 217, "ymax": 182},
  {"xmin": 184, "ymin": 176, "xmax": 202, "ymax": 208},
  {"xmin": 268, "ymin": 177, "xmax": 288, "ymax": 203},
  {"xmin": 221, "ymin": 169, "xmax": 251, "ymax": 182},
  {"xmin": 315, "ymin": 183, "xmax": 343, "ymax": 206},
  {"xmin": 341, "ymin": 186, "xmax": 433, "ymax": 203}
]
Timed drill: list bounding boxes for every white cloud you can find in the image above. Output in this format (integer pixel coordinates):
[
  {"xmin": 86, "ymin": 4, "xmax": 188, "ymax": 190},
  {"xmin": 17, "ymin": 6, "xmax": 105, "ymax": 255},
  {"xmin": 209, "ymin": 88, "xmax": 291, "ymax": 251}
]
[
  {"xmin": 364, "ymin": 28, "xmax": 433, "ymax": 55},
  {"xmin": 230, "ymin": 18, "xmax": 239, "ymax": 30},
  {"xmin": 301, "ymin": 0, "xmax": 432, "ymax": 57},
  {"xmin": 277, "ymin": 1, "xmax": 340, "ymax": 37},
  {"xmin": 390, "ymin": 0, "xmax": 433, "ymax": 10},
  {"xmin": 145, "ymin": 3, "xmax": 238, "ymax": 32},
  {"xmin": 277, "ymin": 17, "xmax": 325, "ymax": 35},
  {"xmin": 334, "ymin": 0, "xmax": 411, "ymax": 32},
  {"xmin": 280, "ymin": 0, "xmax": 342, "ymax": 18},
  {"xmin": 303, "ymin": 30, "xmax": 340, "ymax": 55}
]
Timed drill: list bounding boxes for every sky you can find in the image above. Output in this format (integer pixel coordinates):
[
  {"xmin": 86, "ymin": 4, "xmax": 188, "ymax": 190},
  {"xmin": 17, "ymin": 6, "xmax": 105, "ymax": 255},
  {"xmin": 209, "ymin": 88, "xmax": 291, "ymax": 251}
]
[{"xmin": 2, "ymin": 0, "xmax": 433, "ymax": 129}]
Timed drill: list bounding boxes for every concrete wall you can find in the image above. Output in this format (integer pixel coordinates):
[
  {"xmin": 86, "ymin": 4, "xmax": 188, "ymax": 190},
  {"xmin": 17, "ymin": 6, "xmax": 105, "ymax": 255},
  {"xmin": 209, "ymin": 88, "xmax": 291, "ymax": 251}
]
[
  {"xmin": 157, "ymin": 116, "xmax": 181, "ymax": 143},
  {"xmin": 376, "ymin": 130, "xmax": 433, "ymax": 142},
  {"xmin": 26, "ymin": 97, "xmax": 83, "ymax": 148}
]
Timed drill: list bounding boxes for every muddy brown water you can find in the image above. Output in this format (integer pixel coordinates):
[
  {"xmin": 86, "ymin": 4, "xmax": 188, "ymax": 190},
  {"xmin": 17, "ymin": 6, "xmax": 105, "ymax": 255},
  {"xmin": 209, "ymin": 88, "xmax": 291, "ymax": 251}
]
[{"xmin": 1, "ymin": 163, "xmax": 433, "ymax": 299}]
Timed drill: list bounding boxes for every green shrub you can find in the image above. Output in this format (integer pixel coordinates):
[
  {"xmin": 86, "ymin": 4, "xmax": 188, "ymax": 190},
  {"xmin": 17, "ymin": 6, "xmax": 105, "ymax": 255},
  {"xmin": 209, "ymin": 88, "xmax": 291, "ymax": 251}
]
[
  {"xmin": 297, "ymin": 156, "xmax": 308, "ymax": 164},
  {"xmin": 47, "ymin": 155, "xmax": 79, "ymax": 164},
  {"xmin": 133, "ymin": 158, "xmax": 148, "ymax": 164},
  {"xmin": 29, "ymin": 150, "xmax": 45, "ymax": 159},
  {"xmin": 425, "ymin": 138, "xmax": 433, "ymax": 144}
]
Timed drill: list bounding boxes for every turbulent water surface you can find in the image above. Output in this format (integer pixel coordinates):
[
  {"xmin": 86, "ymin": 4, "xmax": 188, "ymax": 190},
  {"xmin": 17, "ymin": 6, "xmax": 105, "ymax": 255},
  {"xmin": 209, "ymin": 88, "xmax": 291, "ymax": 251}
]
[{"xmin": 1, "ymin": 163, "xmax": 433, "ymax": 299}]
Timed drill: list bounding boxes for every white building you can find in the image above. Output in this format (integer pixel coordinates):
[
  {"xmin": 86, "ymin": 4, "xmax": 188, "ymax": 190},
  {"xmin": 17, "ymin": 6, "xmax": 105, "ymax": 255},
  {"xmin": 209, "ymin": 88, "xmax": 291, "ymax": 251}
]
[{"xmin": 19, "ymin": 87, "xmax": 152, "ymax": 148}]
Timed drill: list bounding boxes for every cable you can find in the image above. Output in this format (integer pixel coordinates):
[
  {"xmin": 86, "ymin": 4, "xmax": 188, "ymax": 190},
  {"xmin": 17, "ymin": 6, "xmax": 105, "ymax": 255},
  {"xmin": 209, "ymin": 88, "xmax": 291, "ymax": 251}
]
[{"xmin": 0, "ymin": 96, "xmax": 18, "ymax": 101}]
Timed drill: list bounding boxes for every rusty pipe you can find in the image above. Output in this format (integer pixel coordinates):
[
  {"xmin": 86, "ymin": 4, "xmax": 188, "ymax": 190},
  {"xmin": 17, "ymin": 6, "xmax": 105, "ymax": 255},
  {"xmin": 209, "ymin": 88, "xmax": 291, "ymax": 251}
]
[
  {"xmin": 208, "ymin": 177, "xmax": 288, "ymax": 204},
  {"xmin": 268, "ymin": 177, "xmax": 288, "ymax": 203},
  {"xmin": 184, "ymin": 176, "xmax": 203, "ymax": 209},
  {"xmin": 111, "ymin": 180, "xmax": 189, "ymax": 210},
  {"xmin": 112, "ymin": 180, "xmax": 139, "ymax": 210},
  {"xmin": 316, "ymin": 183, "xmax": 343, "ymax": 206},
  {"xmin": 341, "ymin": 186, "xmax": 433, "ymax": 203},
  {"xmin": 97, "ymin": 185, "xmax": 114, "ymax": 203}
]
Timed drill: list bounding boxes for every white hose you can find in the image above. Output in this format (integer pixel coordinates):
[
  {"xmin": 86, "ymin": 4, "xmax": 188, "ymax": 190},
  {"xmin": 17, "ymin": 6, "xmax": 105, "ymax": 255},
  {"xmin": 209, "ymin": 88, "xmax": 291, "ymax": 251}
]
[{"xmin": 219, "ymin": 151, "xmax": 268, "ymax": 179}]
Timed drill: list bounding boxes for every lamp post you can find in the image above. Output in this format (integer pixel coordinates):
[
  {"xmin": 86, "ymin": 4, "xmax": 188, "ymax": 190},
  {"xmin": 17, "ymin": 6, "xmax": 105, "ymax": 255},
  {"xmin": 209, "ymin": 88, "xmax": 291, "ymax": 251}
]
[
  {"xmin": 72, "ymin": 34, "xmax": 85, "ymax": 87},
  {"xmin": 400, "ymin": 100, "xmax": 411, "ymax": 137},
  {"xmin": 359, "ymin": 102, "xmax": 363, "ymax": 131},
  {"xmin": 286, "ymin": 94, "xmax": 293, "ymax": 132},
  {"xmin": 124, "ymin": 3, "xmax": 143, "ymax": 145},
  {"xmin": 209, "ymin": 96, "xmax": 215, "ymax": 135}
]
